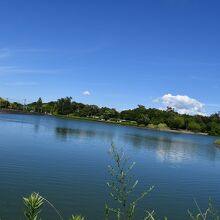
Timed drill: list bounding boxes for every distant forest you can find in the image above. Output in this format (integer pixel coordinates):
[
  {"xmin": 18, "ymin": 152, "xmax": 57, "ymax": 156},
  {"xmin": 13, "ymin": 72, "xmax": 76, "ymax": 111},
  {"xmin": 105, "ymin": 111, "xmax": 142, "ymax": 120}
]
[{"xmin": 0, "ymin": 96, "xmax": 220, "ymax": 136}]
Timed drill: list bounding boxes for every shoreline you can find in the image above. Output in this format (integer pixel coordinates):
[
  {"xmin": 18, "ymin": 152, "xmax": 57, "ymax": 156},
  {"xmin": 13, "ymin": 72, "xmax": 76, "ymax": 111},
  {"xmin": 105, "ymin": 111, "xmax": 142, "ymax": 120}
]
[
  {"xmin": 55, "ymin": 114, "xmax": 209, "ymax": 136},
  {"xmin": 215, "ymin": 140, "xmax": 220, "ymax": 146},
  {"xmin": 0, "ymin": 108, "xmax": 44, "ymax": 115},
  {"xmin": 0, "ymin": 109, "xmax": 209, "ymax": 136}
]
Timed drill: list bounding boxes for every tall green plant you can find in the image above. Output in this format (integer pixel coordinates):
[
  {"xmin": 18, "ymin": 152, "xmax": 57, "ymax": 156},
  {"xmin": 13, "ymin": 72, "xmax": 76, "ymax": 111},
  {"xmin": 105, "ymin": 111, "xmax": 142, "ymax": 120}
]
[
  {"xmin": 70, "ymin": 215, "xmax": 85, "ymax": 220},
  {"xmin": 143, "ymin": 210, "xmax": 168, "ymax": 220},
  {"xmin": 23, "ymin": 192, "xmax": 44, "ymax": 220},
  {"xmin": 105, "ymin": 144, "xmax": 154, "ymax": 220},
  {"xmin": 23, "ymin": 192, "xmax": 84, "ymax": 220},
  {"xmin": 188, "ymin": 199, "xmax": 219, "ymax": 220}
]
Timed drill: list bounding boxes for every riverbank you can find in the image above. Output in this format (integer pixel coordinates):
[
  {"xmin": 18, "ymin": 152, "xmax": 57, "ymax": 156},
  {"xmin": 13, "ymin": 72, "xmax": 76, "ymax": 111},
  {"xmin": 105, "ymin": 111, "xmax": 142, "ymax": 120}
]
[
  {"xmin": 0, "ymin": 109, "xmax": 210, "ymax": 136},
  {"xmin": 215, "ymin": 140, "xmax": 220, "ymax": 146},
  {"xmin": 54, "ymin": 114, "xmax": 209, "ymax": 136}
]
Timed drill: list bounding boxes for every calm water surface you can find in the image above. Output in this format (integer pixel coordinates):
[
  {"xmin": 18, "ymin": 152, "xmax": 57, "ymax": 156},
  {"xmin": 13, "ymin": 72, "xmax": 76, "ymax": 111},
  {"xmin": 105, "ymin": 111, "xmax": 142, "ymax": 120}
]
[{"xmin": 0, "ymin": 114, "xmax": 219, "ymax": 219}]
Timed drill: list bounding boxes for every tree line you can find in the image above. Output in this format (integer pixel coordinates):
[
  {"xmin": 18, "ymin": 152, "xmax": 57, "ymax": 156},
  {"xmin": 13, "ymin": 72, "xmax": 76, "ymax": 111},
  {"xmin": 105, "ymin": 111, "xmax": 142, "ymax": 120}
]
[{"xmin": 0, "ymin": 96, "xmax": 220, "ymax": 136}]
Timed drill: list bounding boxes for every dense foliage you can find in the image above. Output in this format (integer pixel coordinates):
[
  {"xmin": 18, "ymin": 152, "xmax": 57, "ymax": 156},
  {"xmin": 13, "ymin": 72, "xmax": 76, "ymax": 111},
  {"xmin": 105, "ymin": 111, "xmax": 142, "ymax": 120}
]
[{"xmin": 0, "ymin": 96, "xmax": 219, "ymax": 136}]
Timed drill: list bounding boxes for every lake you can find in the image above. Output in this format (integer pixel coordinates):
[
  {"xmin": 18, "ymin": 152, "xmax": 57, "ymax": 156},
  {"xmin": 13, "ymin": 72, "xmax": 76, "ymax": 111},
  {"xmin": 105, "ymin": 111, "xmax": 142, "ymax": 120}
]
[{"xmin": 0, "ymin": 113, "xmax": 219, "ymax": 219}]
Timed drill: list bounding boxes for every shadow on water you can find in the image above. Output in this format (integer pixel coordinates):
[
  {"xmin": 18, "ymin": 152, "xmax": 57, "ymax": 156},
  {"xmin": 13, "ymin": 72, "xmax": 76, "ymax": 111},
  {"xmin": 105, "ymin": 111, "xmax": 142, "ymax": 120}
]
[
  {"xmin": 54, "ymin": 126, "xmax": 115, "ymax": 142},
  {"xmin": 55, "ymin": 127, "xmax": 96, "ymax": 139}
]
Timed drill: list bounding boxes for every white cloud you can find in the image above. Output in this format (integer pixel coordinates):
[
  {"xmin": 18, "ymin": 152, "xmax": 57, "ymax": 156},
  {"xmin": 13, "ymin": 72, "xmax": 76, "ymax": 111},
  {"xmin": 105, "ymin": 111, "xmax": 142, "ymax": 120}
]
[
  {"xmin": 157, "ymin": 93, "xmax": 205, "ymax": 115},
  {"xmin": 0, "ymin": 66, "xmax": 68, "ymax": 75},
  {"xmin": 82, "ymin": 91, "xmax": 91, "ymax": 96}
]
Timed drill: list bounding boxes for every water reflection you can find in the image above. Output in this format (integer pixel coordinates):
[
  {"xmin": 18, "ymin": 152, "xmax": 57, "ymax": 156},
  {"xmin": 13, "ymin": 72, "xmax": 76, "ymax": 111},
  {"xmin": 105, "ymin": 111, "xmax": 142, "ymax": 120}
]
[
  {"xmin": 54, "ymin": 126, "xmax": 115, "ymax": 142},
  {"xmin": 123, "ymin": 133, "xmax": 219, "ymax": 163},
  {"xmin": 53, "ymin": 124, "xmax": 220, "ymax": 164},
  {"xmin": 0, "ymin": 113, "xmax": 220, "ymax": 220},
  {"xmin": 1, "ymin": 114, "xmax": 219, "ymax": 164},
  {"xmin": 0, "ymin": 114, "xmax": 42, "ymax": 133}
]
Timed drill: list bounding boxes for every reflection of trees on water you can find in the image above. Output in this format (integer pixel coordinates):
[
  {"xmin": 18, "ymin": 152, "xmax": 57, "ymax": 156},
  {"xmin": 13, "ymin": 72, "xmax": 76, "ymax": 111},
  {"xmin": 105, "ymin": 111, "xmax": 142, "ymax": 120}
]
[
  {"xmin": 54, "ymin": 125, "xmax": 220, "ymax": 163},
  {"xmin": 122, "ymin": 133, "xmax": 220, "ymax": 163},
  {"xmin": 54, "ymin": 126, "xmax": 115, "ymax": 142}
]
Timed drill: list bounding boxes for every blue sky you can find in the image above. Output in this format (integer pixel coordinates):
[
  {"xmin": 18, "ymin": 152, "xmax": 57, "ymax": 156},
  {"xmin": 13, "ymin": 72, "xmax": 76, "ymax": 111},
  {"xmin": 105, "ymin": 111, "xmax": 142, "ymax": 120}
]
[{"xmin": 0, "ymin": 0, "xmax": 219, "ymax": 115}]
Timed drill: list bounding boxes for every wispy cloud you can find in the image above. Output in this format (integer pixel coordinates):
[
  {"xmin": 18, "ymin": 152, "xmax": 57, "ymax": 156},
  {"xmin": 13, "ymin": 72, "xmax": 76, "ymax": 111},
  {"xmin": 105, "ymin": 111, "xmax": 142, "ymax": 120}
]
[
  {"xmin": 0, "ymin": 47, "xmax": 50, "ymax": 61},
  {"xmin": 4, "ymin": 81, "xmax": 37, "ymax": 86},
  {"xmin": 13, "ymin": 48, "xmax": 49, "ymax": 53},
  {"xmin": 0, "ymin": 66, "xmax": 67, "ymax": 75},
  {"xmin": 0, "ymin": 47, "xmax": 49, "ymax": 55},
  {"xmin": 134, "ymin": 55, "xmax": 220, "ymax": 67},
  {"xmin": 0, "ymin": 48, "xmax": 11, "ymax": 59}
]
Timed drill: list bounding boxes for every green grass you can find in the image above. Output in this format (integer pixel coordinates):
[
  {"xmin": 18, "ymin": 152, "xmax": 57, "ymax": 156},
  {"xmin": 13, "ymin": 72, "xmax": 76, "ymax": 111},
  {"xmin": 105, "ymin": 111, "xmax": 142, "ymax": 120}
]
[
  {"xmin": 215, "ymin": 139, "xmax": 220, "ymax": 145},
  {"xmin": 55, "ymin": 113, "xmax": 143, "ymax": 127}
]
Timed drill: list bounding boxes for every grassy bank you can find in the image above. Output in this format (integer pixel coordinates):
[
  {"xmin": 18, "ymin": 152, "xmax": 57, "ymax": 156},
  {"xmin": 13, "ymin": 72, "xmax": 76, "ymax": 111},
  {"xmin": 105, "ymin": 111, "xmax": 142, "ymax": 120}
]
[
  {"xmin": 215, "ymin": 139, "xmax": 220, "ymax": 145},
  {"xmin": 1, "ymin": 96, "xmax": 220, "ymax": 136},
  {"xmin": 0, "ymin": 109, "xmax": 212, "ymax": 136},
  {"xmin": 54, "ymin": 113, "xmax": 209, "ymax": 136}
]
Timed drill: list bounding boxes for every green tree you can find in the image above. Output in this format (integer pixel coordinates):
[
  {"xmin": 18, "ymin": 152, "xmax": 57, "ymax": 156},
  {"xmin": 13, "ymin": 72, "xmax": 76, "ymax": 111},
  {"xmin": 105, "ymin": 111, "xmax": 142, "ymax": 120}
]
[
  {"xmin": 136, "ymin": 113, "xmax": 150, "ymax": 125},
  {"xmin": 43, "ymin": 101, "xmax": 56, "ymax": 114},
  {"xmin": 169, "ymin": 116, "xmax": 185, "ymax": 129},
  {"xmin": 55, "ymin": 97, "xmax": 73, "ymax": 115},
  {"xmin": 35, "ymin": 97, "xmax": 43, "ymax": 113},
  {"xmin": 10, "ymin": 102, "xmax": 23, "ymax": 110},
  {"xmin": 209, "ymin": 122, "xmax": 220, "ymax": 136},
  {"xmin": 99, "ymin": 107, "xmax": 118, "ymax": 120},
  {"xmin": 188, "ymin": 121, "xmax": 201, "ymax": 132},
  {"xmin": 0, "ymin": 97, "xmax": 10, "ymax": 108}
]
